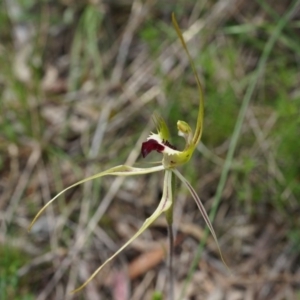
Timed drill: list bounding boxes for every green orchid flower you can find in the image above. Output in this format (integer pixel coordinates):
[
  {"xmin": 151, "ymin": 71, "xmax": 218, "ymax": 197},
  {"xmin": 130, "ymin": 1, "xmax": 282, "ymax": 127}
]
[{"xmin": 28, "ymin": 13, "xmax": 226, "ymax": 294}]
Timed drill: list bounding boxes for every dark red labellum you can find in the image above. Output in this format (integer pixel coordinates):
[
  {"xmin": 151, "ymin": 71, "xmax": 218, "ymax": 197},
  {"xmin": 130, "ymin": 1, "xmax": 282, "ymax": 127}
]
[{"xmin": 141, "ymin": 139, "xmax": 165, "ymax": 158}]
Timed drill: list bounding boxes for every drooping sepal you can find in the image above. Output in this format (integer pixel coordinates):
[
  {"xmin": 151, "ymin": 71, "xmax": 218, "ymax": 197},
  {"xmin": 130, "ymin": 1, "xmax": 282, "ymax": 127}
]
[
  {"xmin": 28, "ymin": 165, "xmax": 164, "ymax": 232},
  {"xmin": 71, "ymin": 170, "xmax": 173, "ymax": 294},
  {"xmin": 173, "ymin": 168, "xmax": 229, "ymax": 271}
]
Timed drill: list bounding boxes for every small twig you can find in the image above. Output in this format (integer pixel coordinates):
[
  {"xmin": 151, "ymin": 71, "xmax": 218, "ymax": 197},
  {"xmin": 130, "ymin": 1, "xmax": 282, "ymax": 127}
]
[
  {"xmin": 4, "ymin": 142, "xmax": 40, "ymax": 228},
  {"xmin": 111, "ymin": 0, "xmax": 151, "ymax": 84}
]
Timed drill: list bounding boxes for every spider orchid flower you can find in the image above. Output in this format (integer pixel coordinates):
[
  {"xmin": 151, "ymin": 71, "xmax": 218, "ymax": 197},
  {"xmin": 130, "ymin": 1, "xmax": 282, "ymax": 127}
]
[{"xmin": 28, "ymin": 14, "xmax": 226, "ymax": 294}]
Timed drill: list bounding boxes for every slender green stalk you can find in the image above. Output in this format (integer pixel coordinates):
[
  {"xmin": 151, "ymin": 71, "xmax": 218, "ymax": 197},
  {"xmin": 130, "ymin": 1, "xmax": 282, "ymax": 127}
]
[
  {"xmin": 165, "ymin": 172, "xmax": 176, "ymax": 300},
  {"xmin": 179, "ymin": 1, "xmax": 300, "ymax": 299},
  {"xmin": 167, "ymin": 222, "xmax": 174, "ymax": 300}
]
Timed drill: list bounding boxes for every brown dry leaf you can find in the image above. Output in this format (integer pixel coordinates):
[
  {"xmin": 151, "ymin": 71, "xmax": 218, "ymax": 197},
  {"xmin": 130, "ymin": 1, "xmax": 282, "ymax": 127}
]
[
  {"xmin": 128, "ymin": 245, "xmax": 166, "ymax": 280},
  {"xmin": 128, "ymin": 234, "xmax": 184, "ymax": 280}
]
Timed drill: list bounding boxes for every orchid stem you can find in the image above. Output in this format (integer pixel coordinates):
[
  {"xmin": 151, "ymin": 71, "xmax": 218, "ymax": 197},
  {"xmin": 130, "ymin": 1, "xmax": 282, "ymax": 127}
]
[
  {"xmin": 165, "ymin": 171, "xmax": 176, "ymax": 300},
  {"xmin": 167, "ymin": 222, "xmax": 174, "ymax": 300}
]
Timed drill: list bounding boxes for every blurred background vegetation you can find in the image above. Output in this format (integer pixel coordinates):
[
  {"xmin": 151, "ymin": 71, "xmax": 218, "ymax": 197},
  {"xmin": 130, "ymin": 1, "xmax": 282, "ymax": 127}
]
[{"xmin": 1, "ymin": 0, "xmax": 300, "ymax": 299}]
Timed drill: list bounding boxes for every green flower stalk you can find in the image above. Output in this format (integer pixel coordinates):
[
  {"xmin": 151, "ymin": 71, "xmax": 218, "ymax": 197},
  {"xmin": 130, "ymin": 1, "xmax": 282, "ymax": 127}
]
[{"xmin": 28, "ymin": 13, "xmax": 227, "ymax": 294}]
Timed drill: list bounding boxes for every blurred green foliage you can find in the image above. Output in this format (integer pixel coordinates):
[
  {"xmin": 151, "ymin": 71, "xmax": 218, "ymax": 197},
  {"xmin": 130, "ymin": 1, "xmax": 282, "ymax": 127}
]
[{"xmin": 0, "ymin": 246, "xmax": 34, "ymax": 300}]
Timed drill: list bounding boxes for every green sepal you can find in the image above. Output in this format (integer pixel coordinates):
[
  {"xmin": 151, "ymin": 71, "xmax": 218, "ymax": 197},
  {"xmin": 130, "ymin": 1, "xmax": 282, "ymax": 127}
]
[{"xmin": 71, "ymin": 170, "xmax": 173, "ymax": 294}]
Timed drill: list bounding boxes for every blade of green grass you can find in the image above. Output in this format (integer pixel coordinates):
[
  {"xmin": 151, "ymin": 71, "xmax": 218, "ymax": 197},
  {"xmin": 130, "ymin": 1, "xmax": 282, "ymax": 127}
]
[{"xmin": 256, "ymin": 0, "xmax": 300, "ymax": 54}]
